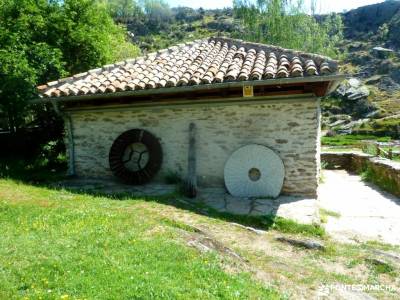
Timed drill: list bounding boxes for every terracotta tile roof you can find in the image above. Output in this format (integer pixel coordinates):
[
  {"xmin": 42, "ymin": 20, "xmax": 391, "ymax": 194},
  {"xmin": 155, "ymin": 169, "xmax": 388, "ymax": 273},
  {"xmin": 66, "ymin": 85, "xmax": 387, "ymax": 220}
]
[{"xmin": 38, "ymin": 37, "xmax": 339, "ymax": 98}]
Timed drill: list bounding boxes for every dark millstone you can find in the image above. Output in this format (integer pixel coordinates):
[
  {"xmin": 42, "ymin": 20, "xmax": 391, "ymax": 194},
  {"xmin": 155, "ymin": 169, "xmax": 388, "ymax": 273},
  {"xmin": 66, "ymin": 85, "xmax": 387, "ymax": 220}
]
[{"xmin": 276, "ymin": 237, "xmax": 325, "ymax": 250}]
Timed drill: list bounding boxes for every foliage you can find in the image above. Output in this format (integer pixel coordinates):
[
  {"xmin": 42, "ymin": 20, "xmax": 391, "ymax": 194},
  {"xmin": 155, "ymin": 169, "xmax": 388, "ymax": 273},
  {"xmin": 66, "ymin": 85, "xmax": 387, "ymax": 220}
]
[
  {"xmin": 142, "ymin": 0, "xmax": 173, "ymax": 31},
  {"xmin": 361, "ymin": 166, "xmax": 399, "ymax": 197},
  {"xmin": 105, "ymin": 0, "xmax": 144, "ymax": 23},
  {"xmin": 321, "ymin": 134, "xmax": 392, "ymax": 146},
  {"xmin": 0, "ymin": 156, "xmax": 66, "ymax": 184},
  {"xmin": 233, "ymin": 0, "xmax": 344, "ymax": 57},
  {"xmin": 173, "ymin": 6, "xmax": 204, "ymax": 23},
  {"xmin": 378, "ymin": 23, "xmax": 390, "ymax": 42},
  {"xmin": 0, "ymin": 180, "xmax": 281, "ymax": 299},
  {"xmin": 0, "ymin": 0, "xmax": 140, "ymax": 132}
]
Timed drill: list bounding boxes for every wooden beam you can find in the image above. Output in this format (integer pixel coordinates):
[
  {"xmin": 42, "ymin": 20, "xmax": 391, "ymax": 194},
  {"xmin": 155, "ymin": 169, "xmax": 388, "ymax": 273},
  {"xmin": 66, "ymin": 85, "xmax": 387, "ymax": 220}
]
[{"xmin": 62, "ymin": 82, "xmax": 328, "ymax": 110}]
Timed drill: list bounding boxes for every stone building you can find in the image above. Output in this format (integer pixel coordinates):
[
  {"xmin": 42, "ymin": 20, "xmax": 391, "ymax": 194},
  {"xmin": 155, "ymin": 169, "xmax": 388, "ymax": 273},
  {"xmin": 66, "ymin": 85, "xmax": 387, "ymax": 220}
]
[{"xmin": 37, "ymin": 37, "xmax": 344, "ymax": 198}]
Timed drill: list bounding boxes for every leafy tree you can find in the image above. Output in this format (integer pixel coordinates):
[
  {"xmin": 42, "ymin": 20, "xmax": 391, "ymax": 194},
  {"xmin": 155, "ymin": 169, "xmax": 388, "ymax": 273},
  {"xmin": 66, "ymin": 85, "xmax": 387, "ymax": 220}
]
[
  {"xmin": 142, "ymin": 0, "xmax": 173, "ymax": 31},
  {"xmin": 0, "ymin": 0, "xmax": 140, "ymax": 132},
  {"xmin": 105, "ymin": 0, "xmax": 144, "ymax": 24},
  {"xmin": 233, "ymin": 0, "xmax": 344, "ymax": 58}
]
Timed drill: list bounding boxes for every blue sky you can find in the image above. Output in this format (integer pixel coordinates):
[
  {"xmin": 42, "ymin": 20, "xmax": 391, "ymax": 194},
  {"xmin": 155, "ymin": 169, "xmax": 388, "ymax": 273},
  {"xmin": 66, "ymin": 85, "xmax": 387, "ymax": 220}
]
[{"xmin": 167, "ymin": 0, "xmax": 385, "ymax": 13}]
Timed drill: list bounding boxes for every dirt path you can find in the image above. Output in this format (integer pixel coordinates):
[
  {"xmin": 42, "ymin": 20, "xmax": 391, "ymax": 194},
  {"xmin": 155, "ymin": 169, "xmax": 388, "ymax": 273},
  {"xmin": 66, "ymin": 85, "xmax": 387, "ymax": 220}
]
[{"xmin": 319, "ymin": 170, "xmax": 400, "ymax": 245}]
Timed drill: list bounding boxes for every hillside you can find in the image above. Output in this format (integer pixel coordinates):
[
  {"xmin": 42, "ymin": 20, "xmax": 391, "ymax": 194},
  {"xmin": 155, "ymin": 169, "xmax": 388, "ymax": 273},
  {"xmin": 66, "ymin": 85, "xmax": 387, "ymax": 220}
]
[
  {"xmin": 124, "ymin": 2, "xmax": 400, "ymax": 138},
  {"xmin": 322, "ymin": 0, "xmax": 400, "ymax": 138}
]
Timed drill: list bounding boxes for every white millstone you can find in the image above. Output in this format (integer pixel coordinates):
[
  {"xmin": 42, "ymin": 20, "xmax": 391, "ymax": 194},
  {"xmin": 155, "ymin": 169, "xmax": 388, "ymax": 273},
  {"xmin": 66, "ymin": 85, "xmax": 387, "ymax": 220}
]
[{"xmin": 224, "ymin": 145, "xmax": 285, "ymax": 198}]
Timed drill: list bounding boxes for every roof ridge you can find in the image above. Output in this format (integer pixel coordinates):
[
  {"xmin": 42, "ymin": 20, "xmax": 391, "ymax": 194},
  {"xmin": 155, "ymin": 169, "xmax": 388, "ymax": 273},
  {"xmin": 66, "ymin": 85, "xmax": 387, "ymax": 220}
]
[{"xmin": 209, "ymin": 36, "xmax": 337, "ymax": 64}]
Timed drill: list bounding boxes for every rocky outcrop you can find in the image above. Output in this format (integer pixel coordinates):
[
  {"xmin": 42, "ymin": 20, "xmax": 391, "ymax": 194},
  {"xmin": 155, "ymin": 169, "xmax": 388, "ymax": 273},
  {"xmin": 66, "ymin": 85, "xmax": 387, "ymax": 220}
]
[
  {"xmin": 332, "ymin": 78, "xmax": 377, "ymax": 121},
  {"xmin": 343, "ymin": 0, "xmax": 400, "ymax": 44},
  {"xmin": 336, "ymin": 78, "xmax": 370, "ymax": 100}
]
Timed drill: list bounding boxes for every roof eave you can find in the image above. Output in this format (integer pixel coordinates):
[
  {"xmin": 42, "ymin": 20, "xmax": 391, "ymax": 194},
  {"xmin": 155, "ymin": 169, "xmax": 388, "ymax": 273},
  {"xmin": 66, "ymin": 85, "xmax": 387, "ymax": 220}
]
[{"xmin": 32, "ymin": 74, "xmax": 349, "ymax": 104}]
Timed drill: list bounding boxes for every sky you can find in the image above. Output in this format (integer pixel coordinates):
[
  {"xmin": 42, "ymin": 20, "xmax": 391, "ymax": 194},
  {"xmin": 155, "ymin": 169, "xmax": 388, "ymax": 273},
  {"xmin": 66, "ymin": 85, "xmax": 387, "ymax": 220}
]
[{"xmin": 167, "ymin": 0, "xmax": 385, "ymax": 13}]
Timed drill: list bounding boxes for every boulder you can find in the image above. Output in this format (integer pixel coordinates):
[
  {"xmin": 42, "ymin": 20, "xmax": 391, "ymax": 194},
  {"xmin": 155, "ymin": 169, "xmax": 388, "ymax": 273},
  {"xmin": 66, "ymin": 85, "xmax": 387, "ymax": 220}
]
[
  {"xmin": 336, "ymin": 78, "xmax": 370, "ymax": 101},
  {"xmin": 364, "ymin": 110, "xmax": 381, "ymax": 119},
  {"xmin": 377, "ymin": 59, "xmax": 395, "ymax": 74},
  {"xmin": 329, "ymin": 119, "xmax": 349, "ymax": 128},
  {"xmin": 276, "ymin": 237, "xmax": 325, "ymax": 250},
  {"xmin": 378, "ymin": 76, "xmax": 400, "ymax": 92},
  {"xmin": 372, "ymin": 46, "xmax": 396, "ymax": 59},
  {"xmin": 365, "ymin": 75, "xmax": 383, "ymax": 85},
  {"xmin": 390, "ymin": 68, "xmax": 400, "ymax": 83}
]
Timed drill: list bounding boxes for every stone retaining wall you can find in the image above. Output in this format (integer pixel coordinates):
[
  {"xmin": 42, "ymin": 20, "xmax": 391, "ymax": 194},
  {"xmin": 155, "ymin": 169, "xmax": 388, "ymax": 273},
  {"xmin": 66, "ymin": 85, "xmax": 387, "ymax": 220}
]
[
  {"xmin": 66, "ymin": 98, "xmax": 321, "ymax": 197},
  {"xmin": 321, "ymin": 152, "xmax": 400, "ymax": 197}
]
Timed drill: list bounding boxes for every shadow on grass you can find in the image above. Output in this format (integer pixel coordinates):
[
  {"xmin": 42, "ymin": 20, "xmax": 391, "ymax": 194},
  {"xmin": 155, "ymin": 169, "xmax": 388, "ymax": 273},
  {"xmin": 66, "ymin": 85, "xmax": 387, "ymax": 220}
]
[{"xmin": 0, "ymin": 157, "xmax": 326, "ymax": 238}]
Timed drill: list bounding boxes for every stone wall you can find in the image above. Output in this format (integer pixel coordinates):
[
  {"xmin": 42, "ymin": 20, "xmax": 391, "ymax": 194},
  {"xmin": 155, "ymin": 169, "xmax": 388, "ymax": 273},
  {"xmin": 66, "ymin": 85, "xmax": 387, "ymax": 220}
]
[
  {"xmin": 321, "ymin": 152, "xmax": 400, "ymax": 197},
  {"xmin": 67, "ymin": 98, "xmax": 321, "ymax": 197}
]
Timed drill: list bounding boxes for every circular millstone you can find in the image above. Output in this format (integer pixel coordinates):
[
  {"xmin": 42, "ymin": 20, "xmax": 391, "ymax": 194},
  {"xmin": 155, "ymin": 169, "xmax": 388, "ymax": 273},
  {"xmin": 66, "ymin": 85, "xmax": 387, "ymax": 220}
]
[{"xmin": 224, "ymin": 145, "xmax": 285, "ymax": 198}]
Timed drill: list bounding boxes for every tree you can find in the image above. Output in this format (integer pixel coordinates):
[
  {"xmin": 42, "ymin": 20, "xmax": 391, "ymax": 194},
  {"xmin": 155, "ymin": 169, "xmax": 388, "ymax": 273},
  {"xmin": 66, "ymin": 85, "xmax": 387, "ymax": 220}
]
[
  {"xmin": 142, "ymin": 0, "xmax": 173, "ymax": 31},
  {"xmin": 105, "ymin": 0, "xmax": 144, "ymax": 24},
  {"xmin": 0, "ymin": 0, "xmax": 140, "ymax": 132},
  {"xmin": 233, "ymin": 0, "xmax": 343, "ymax": 58}
]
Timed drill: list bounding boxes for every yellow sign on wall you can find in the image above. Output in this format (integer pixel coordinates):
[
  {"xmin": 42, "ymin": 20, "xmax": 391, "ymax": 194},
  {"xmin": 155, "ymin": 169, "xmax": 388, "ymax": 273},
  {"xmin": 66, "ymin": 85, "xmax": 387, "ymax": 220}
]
[{"xmin": 243, "ymin": 85, "xmax": 254, "ymax": 98}]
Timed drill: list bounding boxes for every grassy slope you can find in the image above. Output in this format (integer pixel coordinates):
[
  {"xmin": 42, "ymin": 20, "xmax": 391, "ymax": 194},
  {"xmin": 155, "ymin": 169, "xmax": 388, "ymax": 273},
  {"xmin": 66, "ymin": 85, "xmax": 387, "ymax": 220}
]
[
  {"xmin": 0, "ymin": 179, "xmax": 279, "ymax": 300},
  {"xmin": 0, "ymin": 179, "xmax": 399, "ymax": 299}
]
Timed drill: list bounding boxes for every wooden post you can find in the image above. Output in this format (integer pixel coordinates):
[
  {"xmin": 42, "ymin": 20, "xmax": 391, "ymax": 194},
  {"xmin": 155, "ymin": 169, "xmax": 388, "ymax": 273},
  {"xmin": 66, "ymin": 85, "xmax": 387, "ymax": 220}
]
[{"xmin": 185, "ymin": 123, "xmax": 197, "ymax": 198}]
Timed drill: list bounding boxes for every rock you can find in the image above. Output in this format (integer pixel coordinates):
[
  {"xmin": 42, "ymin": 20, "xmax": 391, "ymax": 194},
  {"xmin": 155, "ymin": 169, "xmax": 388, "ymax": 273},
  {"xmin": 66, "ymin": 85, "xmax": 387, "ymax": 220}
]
[
  {"xmin": 188, "ymin": 235, "xmax": 248, "ymax": 262},
  {"xmin": 231, "ymin": 222, "xmax": 266, "ymax": 234},
  {"xmin": 339, "ymin": 119, "xmax": 361, "ymax": 129},
  {"xmin": 372, "ymin": 47, "xmax": 396, "ymax": 59},
  {"xmin": 349, "ymin": 78, "xmax": 362, "ymax": 88},
  {"xmin": 337, "ymin": 129, "xmax": 353, "ymax": 135},
  {"xmin": 365, "ymin": 257, "xmax": 395, "ymax": 272},
  {"xmin": 276, "ymin": 237, "xmax": 325, "ymax": 250},
  {"xmin": 377, "ymin": 59, "xmax": 395, "ymax": 74},
  {"xmin": 343, "ymin": 1, "xmax": 400, "ymax": 38},
  {"xmin": 378, "ymin": 76, "xmax": 400, "ymax": 92},
  {"xmin": 336, "ymin": 78, "xmax": 370, "ymax": 101},
  {"xmin": 390, "ymin": 68, "xmax": 400, "ymax": 84},
  {"xmin": 373, "ymin": 250, "xmax": 400, "ymax": 264},
  {"xmin": 329, "ymin": 119, "xmax": 348, "ymax": 128},
  {"xmin": 340, "ymin": 97, "xmax": 377, "ymax": 118},
  {"xmin": 324, "ymin": 130, "xmax": 337, "ymax": 137},
  {"xmin": 365, "ymin": 75, "xmax": 383, "ymax": 85},
  {"xmin": 364, "ymin": 110, "xmax": 381, "ymax": 119},
  {"xmin": 347, "ymin": 86, "xmax": 370, "ymax": 100}
]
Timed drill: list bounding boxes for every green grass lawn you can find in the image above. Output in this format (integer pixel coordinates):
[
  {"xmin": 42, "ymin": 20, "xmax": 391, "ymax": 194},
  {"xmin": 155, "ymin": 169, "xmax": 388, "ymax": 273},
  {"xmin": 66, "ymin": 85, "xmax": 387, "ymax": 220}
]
[
  {"xmin": 0, "ymin": 180, "xmax": 280, "ymax": 299},
  {"xmin": 1, "ymin": 178, "xmax": 400, "ymax": 299},
  {"xmin": 321, "ymin": 134, "xmax": 392, "ymax": 147}
]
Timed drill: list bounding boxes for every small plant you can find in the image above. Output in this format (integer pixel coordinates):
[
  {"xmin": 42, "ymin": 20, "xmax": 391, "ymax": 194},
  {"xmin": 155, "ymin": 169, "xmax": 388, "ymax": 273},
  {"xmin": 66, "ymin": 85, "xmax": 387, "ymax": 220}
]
[
  {"xmin": 365, "ymin": 258, "xmax": 396, "ymax": 276},
  {"xmin": 320, "ymin": 208, "xmax": 341, "ymax": 223}
]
